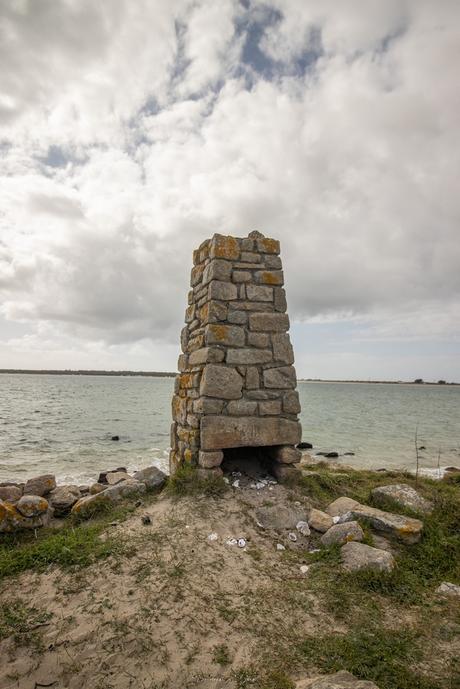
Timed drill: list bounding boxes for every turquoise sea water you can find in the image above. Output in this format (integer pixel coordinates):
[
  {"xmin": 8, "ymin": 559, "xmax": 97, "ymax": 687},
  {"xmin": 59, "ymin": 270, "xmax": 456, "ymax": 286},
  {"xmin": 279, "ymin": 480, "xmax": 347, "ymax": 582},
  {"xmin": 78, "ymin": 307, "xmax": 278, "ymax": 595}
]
[{"xmin": 0, "ymin": 374, "xmax": 459, "ymax": 484}]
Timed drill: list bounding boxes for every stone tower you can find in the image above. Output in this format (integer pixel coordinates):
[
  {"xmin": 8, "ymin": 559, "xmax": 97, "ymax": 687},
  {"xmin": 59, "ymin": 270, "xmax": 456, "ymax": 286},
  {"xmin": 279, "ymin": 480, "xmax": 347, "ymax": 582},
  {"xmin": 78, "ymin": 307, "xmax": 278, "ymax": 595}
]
[{"xmin": 170, "ymin": 231, "xmax": 302, "ymax": 480}]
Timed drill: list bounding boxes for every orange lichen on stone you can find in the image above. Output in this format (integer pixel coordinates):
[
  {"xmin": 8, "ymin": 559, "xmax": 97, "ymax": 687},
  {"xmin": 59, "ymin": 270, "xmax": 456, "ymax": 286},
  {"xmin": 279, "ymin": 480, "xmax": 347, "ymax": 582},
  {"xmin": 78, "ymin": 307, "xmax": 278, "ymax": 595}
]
[
  {"xmin": 210, "ymin": 235, "xmax": 240, "ymax": 260},
  {"xmin": 260, "ymin": 271, "xmax": 283, "ymax": 285},
  {"xmin": 184, "ymin": 448, "xmax": 193, "ymax": 463},
  {"xmin": 190, "ymin": 264, "xmax": 204, "ymax": 286},
  {"xmin": 258, "ymin": 238, "xmax": 280, "ymax": 254}
]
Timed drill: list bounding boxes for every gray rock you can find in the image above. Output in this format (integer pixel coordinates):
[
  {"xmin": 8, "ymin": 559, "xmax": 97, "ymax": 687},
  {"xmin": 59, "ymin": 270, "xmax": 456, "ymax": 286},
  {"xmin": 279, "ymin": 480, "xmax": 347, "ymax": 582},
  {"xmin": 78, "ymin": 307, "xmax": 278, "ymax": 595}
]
[
  {"xmin": 436, "ymin": 582, "xmax": 460, "ymax": 597},
  {"xmin": 200, "ymin": 415, "xmax": 301, "ymax": 450},
  {"xmin": 341, "ymin": 541, "xmax": 395, "ymax": 573},
  {"xmin": 188, "ymin": 347, "xmax": 225, "ymax": 365},
  {"xmin": 246, "ymin": 284, "xmax": 273, "ymax": 302},
  {"xmin": 254, "ymin": 269, "xmax": 284, "ymax": 285},
  {"xmin": 72, "ymin": 479, "xmax": 146, "ymax": 518},
  {"xmin": 272, "ymin": 333, "xmax": 294, "ymax": 364},
  {"xmin": 371, "ymin": 484, "xmax": 433, "ymax": 514},
  {"xmin": 272, "ymin": 463, "xmax": 302, "ymax": 483},
  {"xmin": 104, "ymin": 478, "xmax": 146, "ymax": 500},
  {"xmin": 325, "ymin": 497, "xmax": 360, "ymax": 517},
  {"xmin": 283, "ymin": 390, "xmax": 301, "ymax": 414},
  {"xmin": 259, "ymin": 400, "xmax": 282, "ymax": 415},
  {"xmin": 321, "ymin": 521, "xmax": 364, "ymax": 546},
  {"xmin": 0, "ymin": 498, "xmax": 52, "ymax": 532},
  {"xmin": 89, "ymin": 483, "xmax": 106, "ymax": 495},
  {"xmin": 16, "ymin": 495, "xmax": 49, "ymax": 518},
  {"xmin": 249, "ymin": 312, "xmax": 289, "ymax": 332},
  {"xmin": 255, "ymin": 504, "xmax": 307, "ymax": 531},
  {"xmin": 133, "ymin": 466, "xmax": 167, "ymax": 490},
  {"xmin": 199, "ymin": 364, "xmax": 243, "ymax": 399},
  {"xmin": 48, "ymin": 485, "xmax": 81, "ymax": 516},
  {"xmin": 226, "ymin": 399, "xmax": 259, "ymax": 415},
  {"xmin": 0, "ymin": 485, "xmax": 22, "ymax": 503},
  {"xmin": 106, "ymin": 471, "xmax": 129, "ymax": 485},
  {"xmin": 226, "ymin": 348, "xmax": 273, "ymax": 365},
  {"xmin": 23, "ymin": 474, "xmax": 56, "ymax": 497},
  {"xmin": 350, "ymin": 505, "xmax": 423, "ymax": 544},
  {"xmin": 308, "ymin": 508, "xmax": 334, "ymax": 533},
  {"xmin": 263, "ymin": 366, "xmax": 297, "ymax": 389},
  {"xmin": 247, "ymin": 332, "xmax": 270, "ymax": 347},
  {"xmin": 198, "ymin": 450, "xmax": 224, "ymax": 468},
  {"xmin": 271, "ymin": 445, "xmax": 302, "ymax": 464},
  {"xmin": 296, "ymin": 670, "xmax": 380, "ymax": 688},
  {"xmin": 202, "ymin": 259, "xmax": 232, "ymax": 284}
]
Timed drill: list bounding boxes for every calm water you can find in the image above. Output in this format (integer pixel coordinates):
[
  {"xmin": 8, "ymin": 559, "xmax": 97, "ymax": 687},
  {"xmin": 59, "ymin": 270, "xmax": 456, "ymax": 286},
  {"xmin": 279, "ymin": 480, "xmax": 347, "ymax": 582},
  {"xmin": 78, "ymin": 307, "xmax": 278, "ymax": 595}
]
[{"xmin": 0, "ymin": 374, "xmax": 459, "ymax": 484}]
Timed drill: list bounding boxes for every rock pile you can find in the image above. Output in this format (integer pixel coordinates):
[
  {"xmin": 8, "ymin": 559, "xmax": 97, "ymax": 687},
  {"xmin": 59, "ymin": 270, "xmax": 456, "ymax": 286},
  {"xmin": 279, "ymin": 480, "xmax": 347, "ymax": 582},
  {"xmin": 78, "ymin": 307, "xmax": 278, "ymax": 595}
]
[
  {"xmin": 0, "ymin": 466, "xmax": 167, "ymax": 532},
  {"xmin": 170, "ymin": 231, "xmax": 302, "ymax": 480}
]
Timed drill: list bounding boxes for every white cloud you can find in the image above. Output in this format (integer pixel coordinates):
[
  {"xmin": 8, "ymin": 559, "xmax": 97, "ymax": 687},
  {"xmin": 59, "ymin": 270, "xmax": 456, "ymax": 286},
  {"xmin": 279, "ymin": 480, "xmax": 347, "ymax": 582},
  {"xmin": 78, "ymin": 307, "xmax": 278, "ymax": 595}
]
[{"xmin": 0, "ymin": 0, "xmax": 459, "ymax": 377}]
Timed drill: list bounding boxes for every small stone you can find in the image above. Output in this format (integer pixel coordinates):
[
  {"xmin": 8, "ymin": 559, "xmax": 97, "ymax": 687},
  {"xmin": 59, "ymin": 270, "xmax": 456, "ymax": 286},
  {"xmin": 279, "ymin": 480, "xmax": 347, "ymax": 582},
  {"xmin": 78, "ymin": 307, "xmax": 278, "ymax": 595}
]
[
  {"xmin": 308, "ymin": 508, "xmax": 333, "ymax": 533},
  {"xmin": 237, "ymin": 538, "xmax": 246, "ymax": 548},
  {"xmin": 435, "ymin": 582, "xmax": 460, "ymax": 597},
  {"xmin": 23, "ymin": 474, "xmax": 56, "ymax": 497},
  {"xmin": 16, "ymin": 495, "xmax": 49, "ymax": 518},
  {"xmin": 98, "ymin": 467, "xmax": 127, "ymax": 484},
  {"xmin": 142, "ymin": 515, "xmax": 152, "ymax": 525},
  {"xmin": 296, "ymin": 520, "xmax": 311, "ymax": 536},
  {"xmin": 321, "ymin": 521, "xmax": 364, "ymax": 546},
  {"xmin": 325, "ymin": 497, "xmax": 361, "ymax": 517},
  {"xmin": 300, "ymin": 565, "xmax": 309, "ymax": 574},
  {"xmin": 276, "ymin": 543, "xmax": 285, "ymax": 551},
  {"xmin": 0, "ymin": 485, "xmax": 22, "ymax": 503},
  {"xmin": 288, "ymin": 532, "xmax": 297, "ymax": 542},
  {"xmin": 341, "ymin": 541, "xmax": 395, "ymax": 573},
  {"xmin": 106, "ymin": 471, "xmax": 129, "ymax": 486},
  {"xmin": 48, "ymin": 485, "xmax": 81, "ymax": 516},
  {"xmin": 207, "ymin": 532, "xmax": 218, "ymax": 541},
  {"xmin": 111, "ymin": 435, "xmax": 120, "ymax": 441},
  {"xmin": 255, "ymin": 504, "xmax": 307, "ymax": 531},
  {"xmin": 133, "ymin": 466, "xmax": 167, "ymax": 491}
]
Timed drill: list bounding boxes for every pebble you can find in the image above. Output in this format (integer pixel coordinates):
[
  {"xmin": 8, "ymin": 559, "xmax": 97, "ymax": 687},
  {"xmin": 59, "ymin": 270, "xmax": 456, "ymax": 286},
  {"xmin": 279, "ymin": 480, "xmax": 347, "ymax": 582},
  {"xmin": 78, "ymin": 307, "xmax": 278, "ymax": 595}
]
[
  {"xmin": 300, "ymin": 565, "xmax": 309, "ymax": 574},
  {"xmin": 276, "ymin": 543, "xmax": 286, "ymax": 551},
  {"xmin": 237, "ymin": 538, "xmax": 246, "ymax": 548},
  {"xmin": 288, "ymin": 532, "xmax": 297, "ymax": 542},
  {"xmin": 207, "ymin": 532, "xmax": 218, "ymax": 541},
  {"xmin": 296, "ymin": 520, "xmax": 311, "ymax": 536}
]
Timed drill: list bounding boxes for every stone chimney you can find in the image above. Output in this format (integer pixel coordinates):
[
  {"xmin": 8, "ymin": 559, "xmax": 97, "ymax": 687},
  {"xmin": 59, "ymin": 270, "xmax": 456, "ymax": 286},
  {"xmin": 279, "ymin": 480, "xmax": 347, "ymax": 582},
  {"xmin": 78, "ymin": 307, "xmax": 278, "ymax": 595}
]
[{"xmin": 170, "ymin": 231, "xmax": 302, "ymax": 480}]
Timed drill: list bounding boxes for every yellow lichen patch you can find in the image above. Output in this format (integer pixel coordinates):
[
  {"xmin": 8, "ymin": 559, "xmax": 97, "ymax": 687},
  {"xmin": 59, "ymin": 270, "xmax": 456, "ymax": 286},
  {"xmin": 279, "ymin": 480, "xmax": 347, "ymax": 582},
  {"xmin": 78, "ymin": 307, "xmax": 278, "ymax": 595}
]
[
  {"xmin": 259, "ymin": 238, "xmax": 280, "ymax": 254},
  {"xmin": 0, "ymin": 500, "xmax": 17, "ymax": 521},
  {"xmin": 199, "ymin": 303, "xmax": 209, "ymax": 323},
  {"xmin": 211, "ymin": 235, "xmax": 240, "ymax": 260},
  {"xmin": 190, "ymin": 264, "xmax": 204, "ymax": 286},
  {"xmin": 184, "ymin": 449, "xmax": 194, "ymax": 463},
  {"xmin": 260, "ymin": 271, "xmax": 283, "ymax": 285}
]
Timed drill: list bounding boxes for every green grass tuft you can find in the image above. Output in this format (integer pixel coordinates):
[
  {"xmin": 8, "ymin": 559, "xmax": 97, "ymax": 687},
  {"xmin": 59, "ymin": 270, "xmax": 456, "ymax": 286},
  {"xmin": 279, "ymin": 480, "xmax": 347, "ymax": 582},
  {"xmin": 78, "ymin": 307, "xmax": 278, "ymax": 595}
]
[
  {"xmin": 167, "ymin": 464, "xmax": 228, "ymax": 498},
  {"xmin": 0, "ymin": 600, "xmax": 52, "ymax": 652}
]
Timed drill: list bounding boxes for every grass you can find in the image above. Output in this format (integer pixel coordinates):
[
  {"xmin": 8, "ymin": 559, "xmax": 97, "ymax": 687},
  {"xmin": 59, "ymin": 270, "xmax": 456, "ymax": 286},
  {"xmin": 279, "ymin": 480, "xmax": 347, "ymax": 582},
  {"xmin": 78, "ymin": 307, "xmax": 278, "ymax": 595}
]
[
  {"xmin": 212, "ymin": 643, "xmax": 232, "ymax": 666},
  {"xmin": 0, "ymin": 599, "xmax": 52, "ymax": 652},
  {"xmin": 299, "ymin": 625, "xmax": 444, "ymax": 689},
  {"xmin": 167, "ymin": 463, "xmax": 228, "ymax": 498},
  {"xmin": 0, "ymin": 505, "xmax": 133, "ymax": 581}
]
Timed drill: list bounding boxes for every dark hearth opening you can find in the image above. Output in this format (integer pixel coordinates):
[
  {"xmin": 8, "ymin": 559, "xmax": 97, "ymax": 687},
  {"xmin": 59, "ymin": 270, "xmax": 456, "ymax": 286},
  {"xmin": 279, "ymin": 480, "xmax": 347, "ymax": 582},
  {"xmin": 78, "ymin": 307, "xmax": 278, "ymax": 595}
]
[{"xmin": 221, "ymin": 446, "xmax": 275, "ymax": 480}]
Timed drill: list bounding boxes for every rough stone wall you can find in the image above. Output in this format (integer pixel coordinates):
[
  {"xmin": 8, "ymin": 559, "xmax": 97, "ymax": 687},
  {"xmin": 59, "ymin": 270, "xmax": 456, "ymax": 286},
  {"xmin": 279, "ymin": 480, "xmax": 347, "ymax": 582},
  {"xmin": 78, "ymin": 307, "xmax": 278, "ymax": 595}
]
[{"xmin": 170, "ymin": 231, "xmax": 302, "ymax": 479}]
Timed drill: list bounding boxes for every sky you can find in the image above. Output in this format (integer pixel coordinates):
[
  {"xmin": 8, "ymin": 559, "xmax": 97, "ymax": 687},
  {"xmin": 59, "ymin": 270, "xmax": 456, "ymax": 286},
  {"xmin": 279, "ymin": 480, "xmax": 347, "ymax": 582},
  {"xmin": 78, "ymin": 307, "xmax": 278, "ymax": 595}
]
[{"xmin": 0, "ymin": 0, "xmax": 459, "ymax": 381}]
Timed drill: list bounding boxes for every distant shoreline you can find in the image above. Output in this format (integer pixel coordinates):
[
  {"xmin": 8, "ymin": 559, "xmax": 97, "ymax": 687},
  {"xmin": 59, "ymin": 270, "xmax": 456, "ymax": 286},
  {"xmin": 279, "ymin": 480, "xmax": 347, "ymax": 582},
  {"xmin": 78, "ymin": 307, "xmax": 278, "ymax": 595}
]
[{"xmin": 0, "ymin": 369, "xmax": 457, "ymax": 384}]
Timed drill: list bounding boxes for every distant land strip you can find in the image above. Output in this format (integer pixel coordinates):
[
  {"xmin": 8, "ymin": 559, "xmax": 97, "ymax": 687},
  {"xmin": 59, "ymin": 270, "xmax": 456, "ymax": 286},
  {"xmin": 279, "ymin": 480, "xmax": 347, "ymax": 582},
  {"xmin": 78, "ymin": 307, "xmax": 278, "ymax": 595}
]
[{"xmin": 0, "ymin": 369, "xmax": 457, "ymax": 384}]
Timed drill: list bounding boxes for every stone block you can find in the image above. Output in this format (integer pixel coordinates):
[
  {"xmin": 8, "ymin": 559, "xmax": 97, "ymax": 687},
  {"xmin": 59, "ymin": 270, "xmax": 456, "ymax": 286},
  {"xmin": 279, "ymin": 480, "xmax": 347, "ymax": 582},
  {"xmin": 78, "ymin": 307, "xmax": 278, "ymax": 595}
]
[
  {"xmin": 190, "ymin": 264, "xmax": 204, "ymax": 286},
  {"xmin": 249, "ymin": 313, "xmax": 289, "ymax": 331},
  {"xmin": 241, "ymin": 238, "xmax": 254, "ymax": 251},
  {"xmin": 200, "ymin": 416, "xmax": 301, "ymax": 450},
  {"xmin": 274, "ymin": 287, "xmax": 287, "ymax": 312},
  {"xmin": 259, "ymin": 400, "xmax": 282, "ymax": 416},
  {"xmin": 208, "ymin": 280, "xmax": 238, "ymax": 301},
  {"xmin": 187, "ymin": 333, "xmax": 205, "ymax": 351},
  {"xmin": 233, "ymin": 270, "xmax": 251, "ymax": 282},
  {"xmin": 193, "ymin": 397, "xmax": 225, "ymax": 414},
  {"xmin": 199, "ymin": 364, "xmax": 243, "ymax": 399},
  {"xmin": 226, "ymin": 348, "xmax": 273, "ymax": 365},
  {"xmin": 177, "ymin": 354, "xmax": 188, "ymax": 371},
  {"xmin": 246, "ymin": 389, "xmax": 279, "ymax": 399},
  {"xmin": 227, "ymin": 310, "xmax": 247, "ymax": 324},
  {"xmin": 263, "ymin": 366, "xmax": 296, "ymax": 389},
  {"xmin": 188, "ymin": 347, "xmax": 225, "ymax": 365},
  {"xmin": 254, "ymin": 270, "xmax": 284, "ymax": 286},
  {"xmin": 226, "ymin": 399, "xmax": 258, "ymax": 416},
  {"xmin": 247, "ymin": 332, "xmax": 270, "ymax": 347},
  {"xmin": 271, "ymin": 445, "xmax": 302, "ymax": 463},
  {"xmin": 198, "ymin": 450, "xmax": 223, "ymax": 468},
  {"xmin": 199, "ymin": 301, "xmax": 227, "ymax": 324},
  {"xmin": 231, "ymin": 301, "xmax": 275, "ymax": 311},
  {"xmin": 283, "ymin": 390, "xmax": 301, "ymax": 414},
  {"xmin": 23, "ymin": 474, "xmax": 56, "ymax": 497},
  {"xmin": 246, "ymin": 284, "xmax": 273, "ymax": 302},
  {"xmin": 241, "ymin": 251, "xmax": 260, "ymax": 263},
  {"xmin": 264, "ymin": 255, "xmax": 282, "ymax": 269},
  {"xmin": 210, "ymin": 234, "xmax": 240, "ymax": 260},
  {"xmin": 256, "ymin": 237, "xmax": 280, "ymax": 254},
  {"xmin": 245, "ymin": 367, "xmax": 259, "ymax": 389},
  {"xmin": 172, "ymin": 395, "xmax": 188, "ymax": 424},
  {"xmin": 185, "ymin": 304, "xmax": 195, "ymax": 323},
  {"xmin": 205, "ymin": 324, "xmax": 245, "ymax": 347},
  {"xmin": 202, "ymin": 259, "xmax": 232, "ymax": 284},
  {"xmin": 272, "ymin": 333, "xmax": 294, "ymax": 364}
]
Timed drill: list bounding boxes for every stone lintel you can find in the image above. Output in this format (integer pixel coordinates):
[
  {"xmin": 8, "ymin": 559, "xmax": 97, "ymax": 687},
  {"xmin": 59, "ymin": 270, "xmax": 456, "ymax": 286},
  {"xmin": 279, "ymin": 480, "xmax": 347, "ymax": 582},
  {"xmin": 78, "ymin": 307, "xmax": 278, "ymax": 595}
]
[{"xmin": 200, "ymin": 416, "xmax": 301, "ymax": 451}]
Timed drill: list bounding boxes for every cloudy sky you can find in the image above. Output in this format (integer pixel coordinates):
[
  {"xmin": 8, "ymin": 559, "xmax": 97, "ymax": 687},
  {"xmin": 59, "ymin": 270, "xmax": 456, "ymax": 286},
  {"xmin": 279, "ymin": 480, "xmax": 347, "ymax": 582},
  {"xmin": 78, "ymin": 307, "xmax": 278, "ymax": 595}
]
[{"xmin": 1, "ymin": 0, "xmax": 459, "ymax": 381}]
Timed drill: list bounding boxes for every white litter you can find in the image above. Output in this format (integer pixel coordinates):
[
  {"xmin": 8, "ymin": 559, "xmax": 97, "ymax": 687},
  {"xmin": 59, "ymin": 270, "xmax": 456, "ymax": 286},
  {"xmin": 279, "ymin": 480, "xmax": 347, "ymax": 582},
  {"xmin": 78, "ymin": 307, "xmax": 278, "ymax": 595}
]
[
  {"xmin": 226, "ymin": 538, "xmax": 238, "ymax": 546},
  {"xmin": 276, "ymin": 543, "xmax": 286, "ymax": 551},
  {"xmin": 288, "ymin": 532, "xmax": 297, "ymax": 542},
  {"xmin": 223, "ymin": 477, "xmax": 230, "ymax": 484},
  {"xmin": 309, "ymin": 548, "xmax": 321, "ymax": 553},
  {"xmin": 300, "ymin": 565, "xmax": 310, "ymax": 574},
  {"xmin": 238, "ymin": 538, "xmax": 246, "ymax": 548},
  {"xmin": 232, "ymin": 479, "xmax": 240, "ymax": 488},
  {"xmin": 207, "ymin": 532, "xmax": 218, "ymax": 541},
  {"xmin": 332, "ymin": 516, "xmax": 341, "ymax": 524},
  {"xmin": 296, "ymin": 521, "xmax": 311, "ymax": 537}
]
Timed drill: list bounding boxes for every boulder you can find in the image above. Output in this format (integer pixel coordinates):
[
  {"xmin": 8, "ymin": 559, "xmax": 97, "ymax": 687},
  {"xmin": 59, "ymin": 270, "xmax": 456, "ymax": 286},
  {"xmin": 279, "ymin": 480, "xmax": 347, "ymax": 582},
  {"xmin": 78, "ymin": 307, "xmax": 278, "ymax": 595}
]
[
  {"xmin": 272, "ymin": 462, "xmax": 302, "ymax": 483},
  {"xmin": 16, "ymin": 495, "xmax": 49, "ymax": 518},
  {"xmin": 133, "ymin": 466, "xmax": 167, "ymax": 491},
  {"xmin": 341, "ymin": 541, "xmax": 395, "ymax": 573},
  {"xmin": 48, "ymin": 485, "xmax": 81, "ymax": 516},
  {"xmin": 297, "ymin": 442, "xmax": 313, "ymax": 450},
  {"xmin": 0, "ymin": 498, "xmax": 52, "ymax": 532},
  {"xmin": 349, "ymin": 505, "xmax": 423, "ymax": 544},
  {"xmin": 72, "ymin": 479, "xmax": 147, "ymax": 518},
  {"xmin": 308, "ymin": 508, "xmax": 334, "ymax": 533},
  {"xmin": 324, "ymin": 452, "xmax": 339, "ymax": 458},
  {"xmin": 23, "ymin": 474, "xmax": 56, "ymax": 497},
  {"xmin": 71, "ymin": 492, "xmax": 111, "ymax": 519},
  {"xmin": 90, "ymin": 483, "xmax": 106, "ymax": 495},
  {"xmin": 435, "ymin": 582, "xmax": 460, "ymax": 598},
  {"xmin": 255, "ymin": 504, "xmax": 308, "ymax": 531},
  {"xmin": 98, "ymin": 467, "xmax": 127, "ymax": 484},
  {"xmin": 271, "ymin": 445, "xmax": 302, "ymax": 464},
  {"xmin": 371, "ymin": 484, "xmax": 433, "ymax": 514},
  {"xmin": 321, "ymin": 521, "xmax": 364, "ymax": 546},
  {"xmin": 106, "ymin": 471, "xmax": 130, "ymax": 486},
  {"xmin": 326, "ymin": 497, "xmax": 360, "ymax": 518},
  {"xmin": 296, "ymin": 670, "xmax": 380, "ymax": 688},
  {"xmin": 0, "ymin": 485, "xmax": 22, "ymax": 503},
  {"xmin": 104, "ymin": 478, "xmax": 146, "ymax": 500}
]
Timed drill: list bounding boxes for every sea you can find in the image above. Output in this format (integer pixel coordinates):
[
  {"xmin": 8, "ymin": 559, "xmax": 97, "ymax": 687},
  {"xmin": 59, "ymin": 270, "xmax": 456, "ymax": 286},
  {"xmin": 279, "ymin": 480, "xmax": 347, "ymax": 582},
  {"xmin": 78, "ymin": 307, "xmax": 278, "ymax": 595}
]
[{"xmin": 0, "ymin": 374, "xmax": 459, "ymax": 485}]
